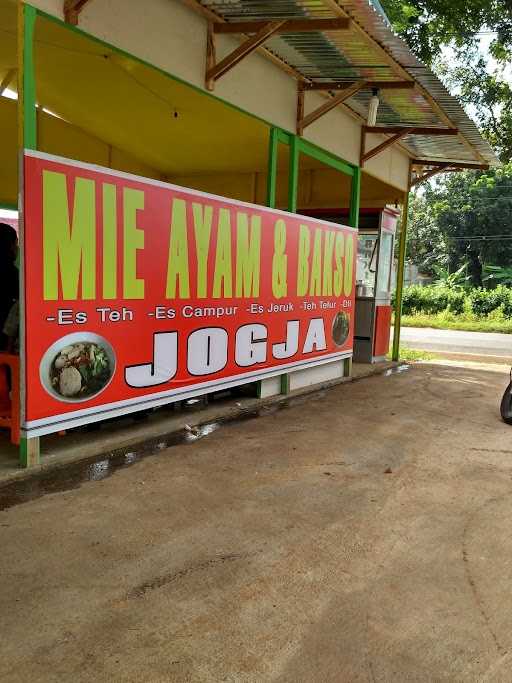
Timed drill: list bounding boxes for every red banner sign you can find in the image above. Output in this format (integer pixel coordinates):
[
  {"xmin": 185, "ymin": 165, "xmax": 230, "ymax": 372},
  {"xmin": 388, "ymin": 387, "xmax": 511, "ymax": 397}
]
[{"xmin": 22, "ymin": 151, "xmax": 356, "ymax": 435}]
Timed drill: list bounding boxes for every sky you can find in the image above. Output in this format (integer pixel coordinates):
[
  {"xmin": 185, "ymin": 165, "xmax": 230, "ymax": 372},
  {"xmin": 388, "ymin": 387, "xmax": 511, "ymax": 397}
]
[
  {"xmin": 441, "ymin": 30, "xmax": 512, "ymax": 119},
  {"xmin": 479, "ymin": 32, "xmax": 512, "ymax": 82}
]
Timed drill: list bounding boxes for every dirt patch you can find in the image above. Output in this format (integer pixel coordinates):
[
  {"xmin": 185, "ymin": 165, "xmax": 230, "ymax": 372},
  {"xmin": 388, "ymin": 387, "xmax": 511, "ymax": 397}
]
[{"xmin": 1, "ymin": 364, "xmax": 512, "ymax": 682}]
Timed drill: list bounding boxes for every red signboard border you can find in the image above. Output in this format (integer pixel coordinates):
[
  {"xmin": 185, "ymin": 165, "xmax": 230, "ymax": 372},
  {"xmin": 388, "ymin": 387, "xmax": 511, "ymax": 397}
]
[{"xmin": 22, "ymin": 150, "xmax": 357, "ymax": 437}]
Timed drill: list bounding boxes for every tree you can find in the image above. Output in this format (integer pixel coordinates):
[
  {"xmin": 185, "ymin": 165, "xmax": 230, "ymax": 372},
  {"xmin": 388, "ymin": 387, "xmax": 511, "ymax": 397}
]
[
  {"xmin": 380, "ymin": 0, "xmax": 512, "ymax": 162},
  {"xmin": 405, "ymin": 193, "xmax": 448, "ymax": 276},
  {"xmin": 437, "ymin": 49, "xmax": 512, "ymax": 163},
  {"xmin": 414, "ymin": 164, "xmax": 512, "ymax": 286},
  {"xmin": 380, "ymin": 0, "xmax": 512, "ymax": 66}
]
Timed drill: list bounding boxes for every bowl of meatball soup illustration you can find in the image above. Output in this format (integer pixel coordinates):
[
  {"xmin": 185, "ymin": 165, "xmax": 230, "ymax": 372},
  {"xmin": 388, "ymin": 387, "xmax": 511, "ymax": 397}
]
[{"xmin": 40, "ymin": 332, "xmax": 116, "ymax": 403}]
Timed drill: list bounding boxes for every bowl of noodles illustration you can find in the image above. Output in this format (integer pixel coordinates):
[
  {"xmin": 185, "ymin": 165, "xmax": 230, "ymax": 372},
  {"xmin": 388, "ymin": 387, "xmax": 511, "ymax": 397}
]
[
  {"xmin": 332, "ymin": 311, "xmax": 350, "ymax": 347},
  {"xmin": 40, "ymin": 332, "xmax": 116, "ymax": 403}
]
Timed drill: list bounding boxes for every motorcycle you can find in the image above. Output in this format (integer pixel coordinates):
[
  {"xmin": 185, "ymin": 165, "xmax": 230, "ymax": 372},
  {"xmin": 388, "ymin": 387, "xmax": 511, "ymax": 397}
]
[{"xmin": 500, "ymin": 368, "xmax": 512, "ymax": 424}]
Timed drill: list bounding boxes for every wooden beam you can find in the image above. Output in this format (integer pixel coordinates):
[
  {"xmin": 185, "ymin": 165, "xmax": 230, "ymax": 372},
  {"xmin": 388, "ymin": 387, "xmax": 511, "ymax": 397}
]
[
  {"xmin": 298, "ymin": 81, "xmax": 367, "ymax": 135},
  {"xmin": 411, "ymin": 159, "xmax": 489, "ymax": 170},
  {"xmin": 411, "ymin": 166, "xmax": 454, "ymax": 187},
  {"xmin": 0, "ymin": 68, "xmax": 16, "ymax": 96},
  {"xmin": 362, "ymin": 128, "xmax": 410, "ymax": 164},
  {"xmin": 63, "ymin": 0, "xmax": 92, "ymax": 25},
  {"xmin": 320, "ymin": 0, "xmax": 486, "ymax": 165},
  {"xmin": 214, "ymin": 18, "xmax": 350, "ymax": 34},
  {"xmin": 361, "ymin": 127, "xmax": 459, "ymax": 166},
  {"xmin": 205, "ymin": 22, "xmax": 216, "ymax": 91},
  {"xmin": 303, "ymin": 80, "xmax": 414, "ymax": 91},
  {"xmin": 181, "ymin": 0, "xmax": 487, "ymax": 167},
  {"xmin": 180, "ymin": 0, "xmax": 306, "ymax": 82},
  {"xmin": 364, "ymin": 126, "xmax": 459, "ymax": 136},
  {"xmin": 297, "ymin": 85, "xmax": 305, "ymax": 135},
  {"xmin": 206, "ymin": 20, "xmax": 287, "ymax": 87}
]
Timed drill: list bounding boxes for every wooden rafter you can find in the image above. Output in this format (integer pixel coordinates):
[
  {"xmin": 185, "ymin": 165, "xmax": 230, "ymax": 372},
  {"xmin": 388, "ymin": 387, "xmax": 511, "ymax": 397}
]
[
  {"xmin": 63, "ymin": 0, "xmax": 92, "ymax": 25},
  {"xmin": 302, "ymin": 80, "xmax": 414, "ymax": 91},
  {"xmin": 410, "ymin": 157, "xmax": 490, "ymax": 186},
  {"xmin": 182, "ymin": 0, "xmax": 487, "ymax": 167},
  {"xmin": 181, "ymin": 0, "xmax": 303, "ymax": 81},
  {"xmin": 0, "ymin": 68, "xmax": 16, "ymax": 97},
  {"xmin": 365, "ymin": 126, "xmax": 459, "ymax": 136},
  {"xmin": 205, "ymin": 20, "xmax": 286, "ymax": 90},
  {"xmin": 297, "ymin": 81, "xmax": 367, "ymax": 135},
  {"xmin": 412, "ymin": 159, "xmax": 489, "ymax": 170},
  {"xmin": 361, "ymin": 126, "xmax": 459, "ymax": 166},
  {"xmin": 214, "ymin": 18, "xmax": 350, "ymax": 34},
  {"xmin": 411, "ymin": 166, "xmax": 454, "ymax": 187},
  {"xmin": 319, "ymin": 0, "xmax": 487, "ymax": 165},
  {"xmin": 361, "ymin": 128, "xmax": 410, "ymax": 164}
]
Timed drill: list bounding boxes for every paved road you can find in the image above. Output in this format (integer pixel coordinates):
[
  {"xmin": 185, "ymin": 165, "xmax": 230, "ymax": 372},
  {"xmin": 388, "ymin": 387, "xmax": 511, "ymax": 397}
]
[
  {"xmin": 2, "ymin": 365, "xmax": 512, "ymax": 681},
  {"xmin": 398, "ymin": 326, "xmax": 512, "ymax": 357}
]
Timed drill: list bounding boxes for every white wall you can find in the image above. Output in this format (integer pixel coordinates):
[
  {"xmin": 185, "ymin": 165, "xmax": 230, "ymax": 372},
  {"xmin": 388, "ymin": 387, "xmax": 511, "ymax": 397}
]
[{"xmin": 28, "ymin": 0, "xmax": 411, "ymax": 193}]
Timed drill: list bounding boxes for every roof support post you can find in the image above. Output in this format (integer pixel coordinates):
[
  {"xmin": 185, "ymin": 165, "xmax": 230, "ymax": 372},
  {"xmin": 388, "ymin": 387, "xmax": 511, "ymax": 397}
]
[
  {"xmin": 288, "ymin": 135, "xmax": 299, "ymax": 214},
  {"xmin": 18, "ymin": 1, "xmax": 40, "ymax": 468},
  {"xmin": 63, "ymin": 0, "xmax": 92, "ymax": 25},
  {"xmin": 349, "ymin": 165, "xmax": 361, "ymax": 230},
  {"xmin": 266, "ymin": 127, "xmax": 279, "ymax": 209},
  {"xmin": 392, "ymin": 160, "xmax": 413, "ymax": 362},
  {"xmin": 18, "ymin": 4, "xmax": 37, "ymax": 151},
  {"xmin": 297, "ymin": 81, "xmax": 367, "ymax": 135},
  {"xmin": 205, "ymin": 20, "xmax": 286, "ymax": 89}
]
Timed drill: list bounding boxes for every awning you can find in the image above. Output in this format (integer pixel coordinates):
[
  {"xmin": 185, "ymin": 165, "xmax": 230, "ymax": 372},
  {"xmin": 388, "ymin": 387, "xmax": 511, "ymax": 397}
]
[{"xmin": 198, "ymin": 0, "xmax": 499, "ymax": 168}]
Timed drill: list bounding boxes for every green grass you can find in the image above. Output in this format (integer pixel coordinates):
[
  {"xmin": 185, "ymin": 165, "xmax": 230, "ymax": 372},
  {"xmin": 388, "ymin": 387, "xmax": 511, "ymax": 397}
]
[
  {"xmin": 387, "ymin": 347, "xmax": 435, "ymax": 362},
  {"xmin": 400, "ymin": 313, "xmax": 512, "ymax": 334}
]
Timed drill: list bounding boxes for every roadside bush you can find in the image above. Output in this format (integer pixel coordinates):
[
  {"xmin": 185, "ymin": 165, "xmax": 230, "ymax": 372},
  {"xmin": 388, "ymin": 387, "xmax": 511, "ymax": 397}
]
[
  {"xmin": 400, "ymin": 285, "xmax": 466, "ymax": 316},
  {"xmin": 398, "ymin": 284, "xmax": 512, "ymax": 319},
  {"xmin": 469, "ymin": 285, "xmax": 512, "ymax": 317}
]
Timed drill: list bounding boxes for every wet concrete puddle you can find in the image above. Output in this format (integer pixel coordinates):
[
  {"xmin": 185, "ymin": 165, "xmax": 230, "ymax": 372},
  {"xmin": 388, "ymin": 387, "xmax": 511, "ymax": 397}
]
[
  {"xmin": 0, "ymin": 391, "xmax": 325, "ymax": 511},
  {"xmin": 0, "ymin": 368, "xmax": 411, "ymax": 512}
]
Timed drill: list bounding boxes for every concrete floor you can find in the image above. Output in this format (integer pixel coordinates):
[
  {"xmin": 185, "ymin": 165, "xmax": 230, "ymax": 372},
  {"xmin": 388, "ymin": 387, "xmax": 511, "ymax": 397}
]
[
  {"xmin": 0, "ymin": 362, "xmax": 393, "ymax": 479},
  {"xmin": 1, "ymin": 363, "xmax": 512, "ymax": 682}
]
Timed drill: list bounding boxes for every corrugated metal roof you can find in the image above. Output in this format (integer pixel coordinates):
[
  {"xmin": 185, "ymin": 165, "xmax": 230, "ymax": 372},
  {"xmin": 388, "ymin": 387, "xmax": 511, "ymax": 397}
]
[{"xmin": 201, "ymin": 0, "xmax": 499, "ymax": 167}]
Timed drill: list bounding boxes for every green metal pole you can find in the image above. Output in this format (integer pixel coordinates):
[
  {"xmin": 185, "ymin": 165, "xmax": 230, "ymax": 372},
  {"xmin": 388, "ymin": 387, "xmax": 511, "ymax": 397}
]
[
  {"xmin": 19, "ymin": 3, "xmax": 37, "ymax": 151},
  {"xmin": 392, "ymin": 167, "xmax": 412, "ymax": 362},
  {"xmin": 266, "ymin": 127, "xmax": 279, "ymax": 209},
  {"xmin": 18, "ymin": 2, "xmax": 39, "ymax": 467},
  {"xmin": 348, "ymin": 166, "xmax": 361, "ymax": 229},
  {"xmin": 257, "ymin": 127, "xmax": 280, "ymax": 399},
  {"xmin": 288, "ymin": 134, "xmax": 299, "ymax": 213},
  {"xmin": 279, "ymin": 133, "xmax": 300, "ymax": 395}
]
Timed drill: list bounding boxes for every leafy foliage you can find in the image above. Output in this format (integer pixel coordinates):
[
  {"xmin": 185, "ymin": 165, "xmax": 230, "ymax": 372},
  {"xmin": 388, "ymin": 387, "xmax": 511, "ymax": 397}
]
[
  {"xmin": 400, "ymin": 285, "xmax": 466, "ymax": 315},
  {"xmin": 432, "ymin": 263, "xmax": 471, "ymax": 290},
  {"xmin": 405, "ymin": 194, "xmax": 447, "ymax": 277},
  {"xmin": 380, "ymin": 0, "xmax": 512, "ymax": 66},
  {"xmin": 483, "ymin": 264, "xmax": 512, "ymax": 285},
  {"xmin": 380, "ymin": 0, "xmax": 511, "ymax": 162},
  {"xmin": 407, "ymin": 164, "xmax": 512, "ymax": 285},
  {"xmin": 399, "ymin": 283, "xmax": 512, "ymax": 317},
  {"xmin": 437, "ymin": 50, "xmax": 512, "ymax": 163}
]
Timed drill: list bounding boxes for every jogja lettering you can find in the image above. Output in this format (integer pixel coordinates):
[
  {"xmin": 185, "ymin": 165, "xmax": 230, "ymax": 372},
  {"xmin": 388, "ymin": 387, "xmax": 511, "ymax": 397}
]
[{"xmin": 124, "ymin": 318, "xmax": 327, "ymax": 388}]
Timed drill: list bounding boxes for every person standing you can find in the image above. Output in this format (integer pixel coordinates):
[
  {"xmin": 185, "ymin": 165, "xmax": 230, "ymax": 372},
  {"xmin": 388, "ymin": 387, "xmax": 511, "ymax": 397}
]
[{"xmin": 0, "ymin": 223, "xmax": 19, "ymax": 352}]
